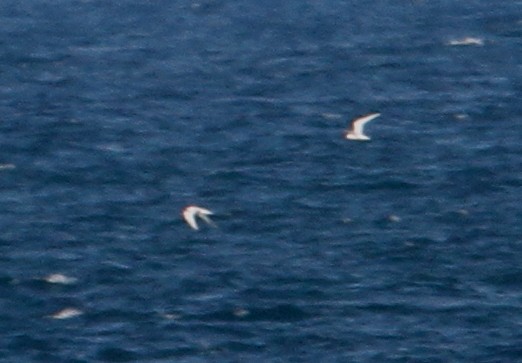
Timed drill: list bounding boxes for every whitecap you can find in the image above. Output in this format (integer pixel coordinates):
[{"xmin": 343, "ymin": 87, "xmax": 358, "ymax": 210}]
[
  {"xmin": 49, "ymin": 308, "xmax": 83, "ymax": 320},
  {"xmin": 447, "ymin": 37, "xmax": 484, "ymax": 46},
  {"xmin": 43, "ymin": 273, "xmax": 77, "ymax": 285},
  {"xmin": 0, "ymin": 163, "xmax": 16, "ymax": 170}
]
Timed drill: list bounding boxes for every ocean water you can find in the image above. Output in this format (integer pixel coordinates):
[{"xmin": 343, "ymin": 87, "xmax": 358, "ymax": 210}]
[{"xmin": 1, "ymin": 1, "xmax": 521, "ymax": 362}]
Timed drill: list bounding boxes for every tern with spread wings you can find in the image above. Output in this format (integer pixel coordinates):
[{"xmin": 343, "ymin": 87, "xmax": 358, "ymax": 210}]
[
  {"xmin": 182, "ymin": 205, "xmax": 216, "ymax": 230},
  {"xmin": 344, "ymin": 112, "xmax": 381, "ymax": 141}
]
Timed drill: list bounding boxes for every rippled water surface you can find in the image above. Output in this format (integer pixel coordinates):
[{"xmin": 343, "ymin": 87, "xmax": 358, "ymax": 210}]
[{"xmin": 1, "ymin": 1, "xmax": 521, "ymax": 362}]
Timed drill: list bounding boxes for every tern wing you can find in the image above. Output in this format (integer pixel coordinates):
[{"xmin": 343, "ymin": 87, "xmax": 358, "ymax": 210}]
[
  {"xmin": 182, "ymin": 209, "xmax": 199, "ymax": 230},
  {"xmin": 351, "ymin": 113, "xmax": 380, "ymax": 135},
  {"xmin": 199, "ymin": 213, "xmax": 217, "ymax": 228},
  {"xmin": 197, "ymin": 208, "xmax": 213, "ymax": 216}
]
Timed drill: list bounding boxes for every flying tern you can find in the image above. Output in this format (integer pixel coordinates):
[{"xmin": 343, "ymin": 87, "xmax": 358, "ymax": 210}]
[
  {"xmin": 344, "ymin": 112, "xmax": 381, "ymax": 141},
  {"xmin": 182, "ymin": 205, "xmax": 216, "ymax": 230}
]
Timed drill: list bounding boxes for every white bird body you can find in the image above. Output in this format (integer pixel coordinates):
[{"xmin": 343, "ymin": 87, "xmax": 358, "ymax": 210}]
[
  {"xmin": 182, "ymin": 205, "xmax": 215, "ymax": 230},
  {"xmin": 344, "ymin": 112, "xmax": 381, "ymax": 141}
]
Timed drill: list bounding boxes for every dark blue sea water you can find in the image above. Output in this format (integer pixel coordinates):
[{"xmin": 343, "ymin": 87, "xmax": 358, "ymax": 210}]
[{"xmin": 1, "ymin": 1, "xmax": 521, "ymax": 362}]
